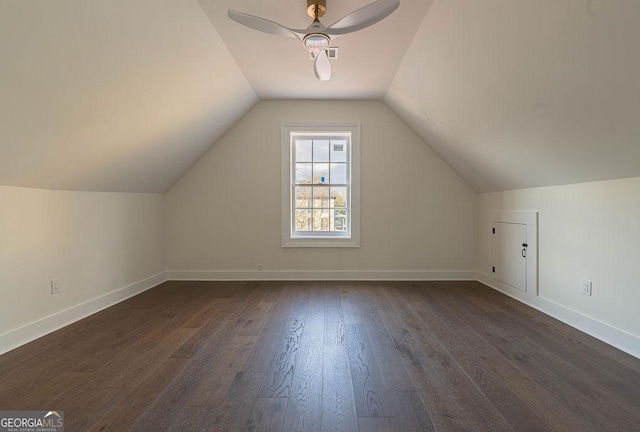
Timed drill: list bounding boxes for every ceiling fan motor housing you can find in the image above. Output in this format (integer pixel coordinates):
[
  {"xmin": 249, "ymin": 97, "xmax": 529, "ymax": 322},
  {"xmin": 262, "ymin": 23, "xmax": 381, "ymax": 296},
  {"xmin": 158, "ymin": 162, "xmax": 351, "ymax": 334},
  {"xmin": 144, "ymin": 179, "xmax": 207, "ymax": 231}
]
[{"xmin": 307, "ymin": 0, "xmax": 327, "ymax": 18}]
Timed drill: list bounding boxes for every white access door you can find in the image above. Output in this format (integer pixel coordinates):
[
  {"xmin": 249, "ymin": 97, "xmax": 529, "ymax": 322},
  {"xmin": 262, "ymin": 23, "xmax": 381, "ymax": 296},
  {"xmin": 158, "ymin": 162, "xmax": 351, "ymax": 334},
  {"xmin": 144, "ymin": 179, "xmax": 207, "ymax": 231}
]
[{"xmin": 491, "ymin": 222, "xmax": 527, "ymax": 292}]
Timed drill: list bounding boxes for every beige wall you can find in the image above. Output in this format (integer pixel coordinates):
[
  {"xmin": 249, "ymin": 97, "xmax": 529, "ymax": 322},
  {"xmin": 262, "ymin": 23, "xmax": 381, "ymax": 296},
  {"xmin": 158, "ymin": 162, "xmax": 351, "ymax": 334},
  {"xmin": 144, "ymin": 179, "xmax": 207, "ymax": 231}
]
[
  {"xmin": 478, "ymin": 177, "xmax": 640, "ymax": 341},
  {"xmin": 2, "ymin": 100, "xmax": 638, "ymax": 356},
  {"xmin": 165, "ymin": 100, "xmax": 478, "ymax": 276},
  {"xmin": 0, "ymin": 186, "xmax": 164, "ymax": 346}
]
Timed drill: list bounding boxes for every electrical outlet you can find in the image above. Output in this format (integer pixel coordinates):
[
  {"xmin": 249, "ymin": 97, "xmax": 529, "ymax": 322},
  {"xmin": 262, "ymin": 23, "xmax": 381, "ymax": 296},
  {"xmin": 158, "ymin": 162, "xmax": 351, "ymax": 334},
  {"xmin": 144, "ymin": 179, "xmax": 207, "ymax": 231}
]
[
  {"xmin": 580, "ymin": 279, "xmax": 592, "ymax": 296},
  {"xmin": 51, "ymin": 279, "xmax": 62, "ymax": 295}
]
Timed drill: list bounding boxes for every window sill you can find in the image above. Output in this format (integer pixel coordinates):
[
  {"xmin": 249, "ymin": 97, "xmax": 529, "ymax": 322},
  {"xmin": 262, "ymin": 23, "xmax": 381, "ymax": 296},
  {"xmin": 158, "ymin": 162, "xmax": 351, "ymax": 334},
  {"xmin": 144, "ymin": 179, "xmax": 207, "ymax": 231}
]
[{"xmin": 282, "ymin": 238, "xmax": 360, "ymax": 248}]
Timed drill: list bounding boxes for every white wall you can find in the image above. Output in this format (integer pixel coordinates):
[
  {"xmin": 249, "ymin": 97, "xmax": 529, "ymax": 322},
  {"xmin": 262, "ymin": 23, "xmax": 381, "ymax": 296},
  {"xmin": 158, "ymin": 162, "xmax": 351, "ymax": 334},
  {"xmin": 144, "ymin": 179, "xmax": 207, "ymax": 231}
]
[
  {"xmin": 0, "ymin": 186, "xmax": 165, "ymax": 353},
  {"xmin": 165, "ymin": 100, "xmax": 477, "ymax": 279},
  {"xmin": 478, "ymin": 177, "xmax": 640, "ymax": 355}
]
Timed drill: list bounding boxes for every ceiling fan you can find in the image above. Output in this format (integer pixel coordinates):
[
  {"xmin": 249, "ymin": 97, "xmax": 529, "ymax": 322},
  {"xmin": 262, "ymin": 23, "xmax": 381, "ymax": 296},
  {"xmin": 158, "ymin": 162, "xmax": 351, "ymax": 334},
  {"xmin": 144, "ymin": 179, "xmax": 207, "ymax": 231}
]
[{"xmin": 228, "ymin": 0, "xmax": 400, "ymax": 81}]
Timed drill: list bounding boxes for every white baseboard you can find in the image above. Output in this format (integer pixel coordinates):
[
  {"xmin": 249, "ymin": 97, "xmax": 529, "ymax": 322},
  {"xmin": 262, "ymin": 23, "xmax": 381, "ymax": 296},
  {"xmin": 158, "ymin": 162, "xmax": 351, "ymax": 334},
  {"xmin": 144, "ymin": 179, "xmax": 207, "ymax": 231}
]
[
  {"xmin": 477, "ymin": 273, "xmax": 640, "ymax": 360},
  {"xmin": 0, "ymin": 272, "xmax": 167, "ymax": 356},
  {"xmin": 166, "ymin": 269, "xmax": 478, "ymax": 281},
  {"xmin": 4, "ymin": 270, "xmax": 637, "ymax": 360}
]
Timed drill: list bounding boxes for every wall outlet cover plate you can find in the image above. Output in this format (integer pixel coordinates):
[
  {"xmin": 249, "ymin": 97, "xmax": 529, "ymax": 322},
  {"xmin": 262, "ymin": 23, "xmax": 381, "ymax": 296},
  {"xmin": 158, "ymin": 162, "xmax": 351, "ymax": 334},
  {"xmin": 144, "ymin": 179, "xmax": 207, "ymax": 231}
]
[
  {"xmin": 580, "ymin": 279, "xmax": 592, "ymax": 296},
  {"xmin": 51, "ymin": 279, "xmax": 62, "ymax": 295}
]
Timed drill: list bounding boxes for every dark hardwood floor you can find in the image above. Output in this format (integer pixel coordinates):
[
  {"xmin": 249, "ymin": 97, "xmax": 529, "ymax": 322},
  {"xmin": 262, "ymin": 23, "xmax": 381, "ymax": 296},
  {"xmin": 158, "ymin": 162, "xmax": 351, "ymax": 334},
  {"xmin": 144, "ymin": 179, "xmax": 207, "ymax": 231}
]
[{"xmin": 1, "ymin": 281, "xmax": 639, "ymax": 431}]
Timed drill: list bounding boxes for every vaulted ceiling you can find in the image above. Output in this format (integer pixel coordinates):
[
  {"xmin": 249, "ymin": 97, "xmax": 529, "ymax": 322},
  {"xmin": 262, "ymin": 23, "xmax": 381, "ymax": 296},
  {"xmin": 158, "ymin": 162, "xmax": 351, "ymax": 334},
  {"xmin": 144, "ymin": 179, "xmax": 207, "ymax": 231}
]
[
  {"xmin": 387, "ymin": 0, "xmax": 640, "ymax": 192},
  {"xmin": 0, "ymin": 0, "xmax": 257, "ymax": 193},
  {"xmin": 1, "ymin": 0, "xmax": 639, "ymax": 193}
]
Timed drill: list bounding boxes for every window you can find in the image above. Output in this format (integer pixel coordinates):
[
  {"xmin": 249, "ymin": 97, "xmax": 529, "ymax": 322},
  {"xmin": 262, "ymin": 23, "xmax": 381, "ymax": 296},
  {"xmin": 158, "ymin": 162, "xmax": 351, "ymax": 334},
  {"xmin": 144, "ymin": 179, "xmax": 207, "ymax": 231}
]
[{"xmin": 281, "ymin": 123, "xmax": 360, "ymax": 247}]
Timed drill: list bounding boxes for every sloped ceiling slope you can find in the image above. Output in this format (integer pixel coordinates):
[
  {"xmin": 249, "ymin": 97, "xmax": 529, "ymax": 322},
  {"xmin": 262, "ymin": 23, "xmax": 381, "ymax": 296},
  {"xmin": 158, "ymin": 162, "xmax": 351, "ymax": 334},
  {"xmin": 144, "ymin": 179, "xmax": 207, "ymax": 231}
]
[
  {"xmin": 0, "ymin": 0, "xmax": 257, "ymax": 193},
  {"xmin": 386, "ymin": 0, "xmax": 640, "ymax": 192}
]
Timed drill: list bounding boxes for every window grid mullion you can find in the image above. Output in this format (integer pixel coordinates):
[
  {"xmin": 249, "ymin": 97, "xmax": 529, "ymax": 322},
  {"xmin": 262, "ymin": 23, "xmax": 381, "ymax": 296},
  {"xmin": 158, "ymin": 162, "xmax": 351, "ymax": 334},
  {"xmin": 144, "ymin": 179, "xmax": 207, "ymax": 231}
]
[{"xmin": 292, "ymin": 135, "xmax": 350, "ymax": 236}]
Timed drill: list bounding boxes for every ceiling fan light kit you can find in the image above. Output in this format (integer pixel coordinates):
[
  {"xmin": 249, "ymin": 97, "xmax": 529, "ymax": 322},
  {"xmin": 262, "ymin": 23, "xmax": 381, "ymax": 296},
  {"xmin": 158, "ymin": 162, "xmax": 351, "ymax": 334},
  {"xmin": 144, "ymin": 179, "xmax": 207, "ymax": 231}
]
[
  {"xmin": 228, "ymin": 0, "xmax": 400, "ymax": 81},
  {"xmin": 303, "ymin": 34, "xmax": 331, "ymax": 52}
]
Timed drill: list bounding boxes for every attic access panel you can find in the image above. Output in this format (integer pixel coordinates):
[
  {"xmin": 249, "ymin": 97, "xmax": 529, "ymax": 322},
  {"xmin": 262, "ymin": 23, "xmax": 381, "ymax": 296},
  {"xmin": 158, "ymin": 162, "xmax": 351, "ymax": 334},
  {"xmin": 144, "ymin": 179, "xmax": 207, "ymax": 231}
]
[
  {"xmin": 491, "ymin": 222, "xmax": 527, "ymax": 292},
  {"xmin": 489, "ymin": 210, "xmax": 538, "ymax": 297}
]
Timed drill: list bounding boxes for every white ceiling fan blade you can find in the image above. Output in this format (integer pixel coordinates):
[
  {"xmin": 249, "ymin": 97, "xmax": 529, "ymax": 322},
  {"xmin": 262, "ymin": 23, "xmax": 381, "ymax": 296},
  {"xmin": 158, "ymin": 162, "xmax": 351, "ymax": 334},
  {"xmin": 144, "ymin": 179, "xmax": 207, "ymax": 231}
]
[
  {"xmin": 228, "ymin": 10, "xmax": 303, "ymax": 40},
  {"xmin": 324, "ymin": 0, "xmax": 400, "ymax": 36},
  {"xmin": 313, "ymin": 50, "xmax": 332, "ymax": 81}
]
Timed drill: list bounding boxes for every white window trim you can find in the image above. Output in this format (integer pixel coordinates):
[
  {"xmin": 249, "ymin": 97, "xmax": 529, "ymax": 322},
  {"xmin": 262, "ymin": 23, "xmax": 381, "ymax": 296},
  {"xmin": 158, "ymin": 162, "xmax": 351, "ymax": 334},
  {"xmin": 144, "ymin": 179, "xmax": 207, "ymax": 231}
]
[{"xmin": 281, "ymin": 122, "xmax": 360, "ymax": 248}]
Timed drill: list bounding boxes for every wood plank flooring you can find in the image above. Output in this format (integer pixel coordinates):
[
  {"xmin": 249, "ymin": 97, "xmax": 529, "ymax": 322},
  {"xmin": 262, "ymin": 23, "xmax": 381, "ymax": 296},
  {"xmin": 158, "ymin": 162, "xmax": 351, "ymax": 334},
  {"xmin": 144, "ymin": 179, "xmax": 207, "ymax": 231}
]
[{"xmin": 1, "ymin": 280, "xmax": 639, "ymax": 431}]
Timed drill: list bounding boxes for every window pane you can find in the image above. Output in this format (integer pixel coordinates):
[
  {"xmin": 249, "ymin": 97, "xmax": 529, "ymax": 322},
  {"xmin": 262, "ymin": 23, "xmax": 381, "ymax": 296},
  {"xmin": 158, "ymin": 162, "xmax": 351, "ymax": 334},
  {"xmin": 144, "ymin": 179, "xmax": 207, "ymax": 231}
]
[
  {"xmin": 330, "ymin": 140, "xmax": 348, "ymax": 162},
  {"xmin": 313, "ymin": 187, "xmax": 330, "ymax": 208},
  {"xmin": 330, "ymin": 163, "xmax": 347, "ymax": 184},
  {"xmin": 295, "ymin": 163, "xmax": 312, "ymax": 184},
  {"xmin": 313, "ymin": 140, "xmax": 330, "ymax": 162},
  {"xmin": 333, "ymin": 209, "xmax": 348, "ymax": 231},
  {"xmin": 286, "ymin": 128, "xmax": 358, "ymax": 244},
  {"xmin": 295, "ymin": 187, "xmax": 312, "ymax": 208},
  {"xmin": 295, "ymin": 209, "xmax": 312, "ymax": 231},
  {"xmin": 330, "ymin": 187, "xmax": 347, "ymax": 208},
  {"xmin": 295, "ymin": 140, "xmax": 313, "ymax": 162},
  {"xmin": 313, "ymin": 209, "xmax": 331, "ymax": 231},
  {"xmin": 313, "ymin": 163, "xmax": 329, "ymax": 184}
]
